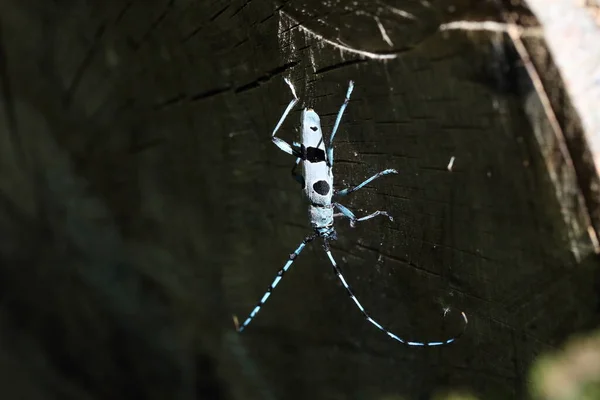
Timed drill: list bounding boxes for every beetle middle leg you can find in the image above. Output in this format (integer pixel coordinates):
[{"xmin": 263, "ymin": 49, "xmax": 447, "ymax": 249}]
[{"xmin": 335, "ymin": 169, "xmax": 397, "ymax": 197}]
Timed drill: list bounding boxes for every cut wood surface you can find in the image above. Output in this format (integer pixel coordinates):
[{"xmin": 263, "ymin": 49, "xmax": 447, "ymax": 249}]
[{"xmin": 0, "ymin": 1, "xmax": 597, "ymax": 399}]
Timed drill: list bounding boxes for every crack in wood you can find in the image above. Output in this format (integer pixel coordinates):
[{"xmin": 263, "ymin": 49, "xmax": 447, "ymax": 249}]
[
  {"xmin": 230, "ymin": 0, "xmax": 254, "ymax": 19},
  {"xmin": 154, "ymin": 93, "xmax": 187, "ymax": 110},
  {"xmin": 0, "ymin": 20, "xmax": 21, "ymax": 159},
  {"xmin": 139, "ymin": 0, "xmax": 174, "ymax": 45},
  {"xmin": 314, "ymin": 59, "xmax": 368, "ymax": 76},
  {"xmin": 234, "ymin": 61, "xmax": 299, "ymax": 94},
  {"xmin": 63, "ymin": 22, "xmax": 107, "ymax": 106},
  {"xmin": 114, "ymin": 1, "xmax": 133, "ymax": 25},
  {"xmin": 354, "ymin": 241, "xmax": 444, "ymax": 279},
  {"xmin": 190, "ymin": 86, "xmax": 232, "ymax": 102},
  {"xmin": 181, "ymin": 3, "xmax": 230, "ymax": 43}
]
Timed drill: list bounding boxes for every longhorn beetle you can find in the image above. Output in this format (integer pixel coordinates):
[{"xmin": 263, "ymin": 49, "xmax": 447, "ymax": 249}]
[{"xmin": 236, "ymin": 78, "xmax": 468, "ymax": 346}]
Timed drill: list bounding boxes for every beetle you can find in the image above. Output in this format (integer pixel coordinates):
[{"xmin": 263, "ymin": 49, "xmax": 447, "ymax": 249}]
[{"xmin": 236, "ymin": 78, "xmax": 467, "ymax": 346}]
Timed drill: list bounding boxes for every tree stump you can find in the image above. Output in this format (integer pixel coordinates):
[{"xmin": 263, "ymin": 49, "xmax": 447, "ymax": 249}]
[{"xmin": 0, "ymin": 1, "xmax": 597, "ymax": 399}]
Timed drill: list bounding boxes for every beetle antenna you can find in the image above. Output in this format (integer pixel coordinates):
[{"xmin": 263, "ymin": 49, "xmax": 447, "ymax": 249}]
[{"xmin": 323, "ymin": 242, "xmax": 468, "ymax": 346}]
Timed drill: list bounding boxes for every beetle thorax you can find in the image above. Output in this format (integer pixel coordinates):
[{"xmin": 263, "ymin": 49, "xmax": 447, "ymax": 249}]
[{"xmin": 301, "ymin": 109, "xmax": 323, "ymax": 147}]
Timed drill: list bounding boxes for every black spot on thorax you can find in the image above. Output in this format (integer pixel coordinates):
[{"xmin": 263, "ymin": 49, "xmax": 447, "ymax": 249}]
[
  {"xmin": 302, "ymin": 145, "xmax": 326, "ymax": 163},
  {"xmin": 313, "ymin": 180, "xmax": 330, "ymax": 196}
]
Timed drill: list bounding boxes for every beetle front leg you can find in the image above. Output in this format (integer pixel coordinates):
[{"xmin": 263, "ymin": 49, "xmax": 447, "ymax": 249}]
[{"xmin": 271, "ymin": 78, "xmax": 300, "ymax": 157}]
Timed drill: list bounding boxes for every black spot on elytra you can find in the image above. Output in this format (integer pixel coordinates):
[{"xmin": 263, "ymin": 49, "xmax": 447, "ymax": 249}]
[
  {"xmin": 313, "ymin": 180, "xmax": 330, "ymax": 196},
  {"xmin": 310, "ymin": 126, "xmax": 318, "ymax": 131}
]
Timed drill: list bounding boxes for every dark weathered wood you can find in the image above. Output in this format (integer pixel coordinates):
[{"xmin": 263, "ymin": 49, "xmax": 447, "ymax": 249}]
[{"xmin": 0, "ymin": 1, "xmax": 597, "ymax": 399}]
